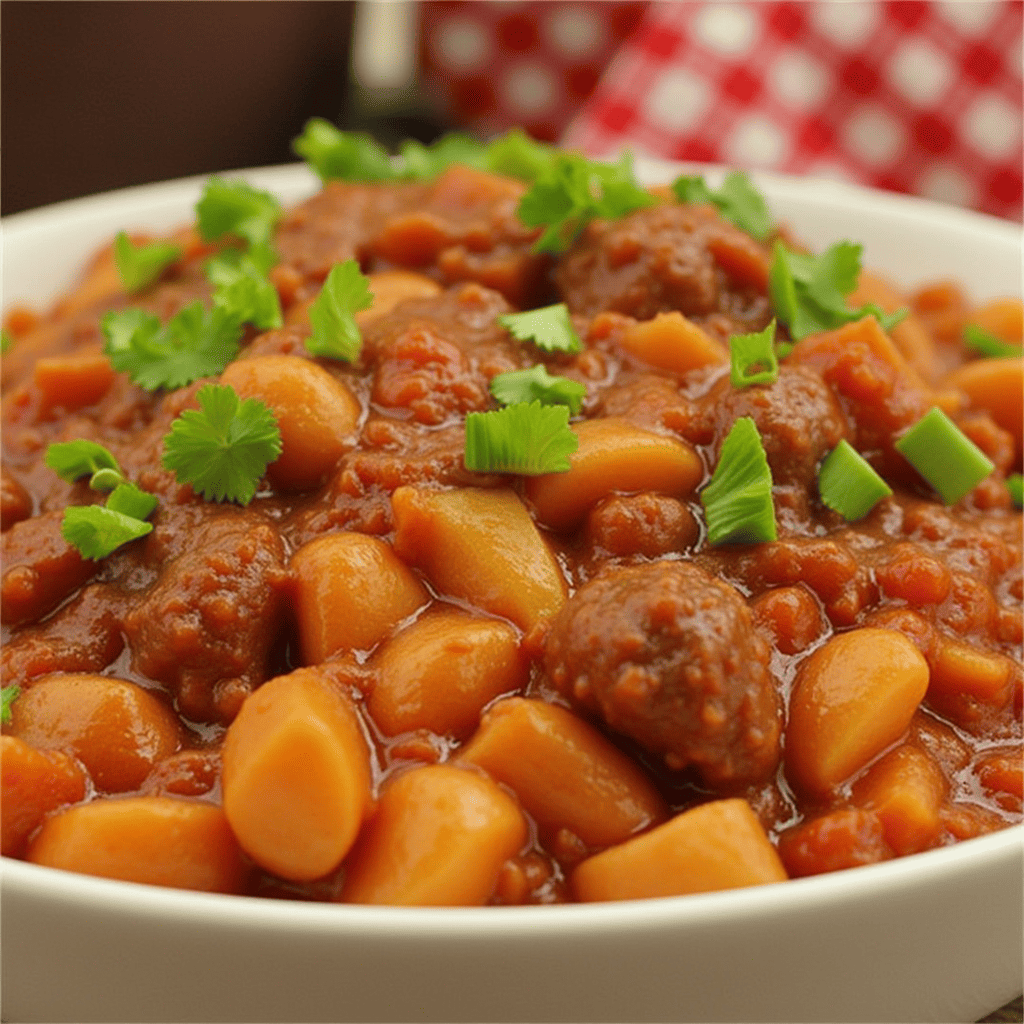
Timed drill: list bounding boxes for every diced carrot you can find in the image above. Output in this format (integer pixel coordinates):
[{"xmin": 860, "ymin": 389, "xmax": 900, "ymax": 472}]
[
  {"xmin": 524, "ymin": 417, "xmax": 703, "ymax": 533},
  {"xmin": 33, "ymin": 349, "xmax": 115, "ymax": 413},
  {"xmin": 391, "ymin": 485, "xmax": 567, "ymax": 633},
  {"xmin": 221, "ymin": 667, "xmax": 373, "ymax": 881},
  {"xmin": 26, "ymin": 796, "xmax": 247, "ymax": 894},
  {"xmin": 340, "ymin": 763, "xmax": 527, "ymax": 906},
  {"xmin": 970, "ymin": 297, "xmax": 1024, "ymax": 344},
  {"xmin": 460, "ymin": 696, "xmax": 668, "ymax": 849},
  {"xmin": 7, "ymin": 673, "xmax": 181, "ymax": 793},
  {"xmin": 940, "ymin": 357, "xmax": 1023, "ymax": 458},
  {"xmin": 618, "ymin": 312, "xmax": 728, "ymax": 375},
  {"xmin": 571, "ymin": 798, "xmax": 787, "ymax": 902},
  {"xmin": 1, "ymin": 735, "xmax": 87, "ymax": 857}
]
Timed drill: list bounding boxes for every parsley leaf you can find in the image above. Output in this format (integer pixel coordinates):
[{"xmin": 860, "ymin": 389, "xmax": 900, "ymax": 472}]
[
  {"xmin": 196, "ymin": 178, "xmax": 282, "ymax": 253},
  {"xmin": 700, "ymin": 417, "xmax": 776, "ymax": 545},
  {"xmin": 498, "ymin": 303, "xmax": 582, "ymax": 354},
  {"xmin": 306, "ymin": 260, "xmax": 374, "ymax": 361},
  {"xmin": 62, "ymin": 504, "xmax": 154, "ymax": 560},
  {"xmin": 114, "ymin": 231, "xmax": 181, "ymax": 293},
  {"xmin": 489, "ymin": 365, "xmax": 587, "ymax": 415},
  {"xmin": 729, "ymin": 321, "xmax": 779, "ymax": 388},
  {"xmin": 1, "ymin": 684, "xmax": 21, "ymax": 725},
  {"xmin": 161, "ymin": 384, "xmax": 282, "ymax": 505},
  {"xmin": 769, "ymin": 241, "xmax": 907, "ymax": 341},
  {"xmin": 516, "ymin": 150, "xmax": 656, "ymax": 253},
  {"xmin": 464, "ymin": 401, "xmax": 579, "ymax": 475},
  {"xmin": 205, "ymin": 249, "xmax": 283, "ymax": 331},
  {"xmin": 102, "ymin": 302, "xmax": 243, "ymax": 391},
  {"xmin": 672, "ymin": 171, "xmax": 773, "ymax": 240},
  {"xmin": 293, "ymin": 118, "xmax": 399, "ymax": 182}
]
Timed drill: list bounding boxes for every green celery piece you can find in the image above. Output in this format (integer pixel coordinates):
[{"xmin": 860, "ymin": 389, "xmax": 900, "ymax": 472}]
[
  {"xmin": 489, "ymin": 365, "xmax": 587, "ymax": 415},
  {"xmin": 700, "ymin": 417, "xmax": 776, "ymax": 545},
  {"xmin": 818, "ymin": 440, "xmax": 893, "ymax": 520},
  {"xmin": 729, "ymin": 321, "xmax": 779, "ymax": 388},
  {"xmin": 464, "ymin": 401, "xmax": 578, "ymax": 475},
  {"xmin": 293, "ymin": 119, "xmax": 398, "ymax": 182},
  {"xmin": 498, "ymin": 303, "xmax": 582, "ymax": 354},
  {"xmin": 894, "ymin": 407, "xmax": 994, "ymax": 505}
]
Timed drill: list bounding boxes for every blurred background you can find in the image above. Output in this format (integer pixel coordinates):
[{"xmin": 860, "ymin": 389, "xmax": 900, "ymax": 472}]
[{"xmin": 2, "ymin": 0, "xmax": 1021, "ymax": 217}]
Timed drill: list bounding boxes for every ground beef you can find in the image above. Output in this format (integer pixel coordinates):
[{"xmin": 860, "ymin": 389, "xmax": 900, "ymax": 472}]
[{"xmin": 544, "ymin": 560, "xmax": 781, "ymax": 789}]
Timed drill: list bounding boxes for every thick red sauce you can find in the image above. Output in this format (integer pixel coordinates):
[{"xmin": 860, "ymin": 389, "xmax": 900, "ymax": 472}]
[{"xmin": 1, "ymin": 164, "xmax": 1021, "ymax": 904}]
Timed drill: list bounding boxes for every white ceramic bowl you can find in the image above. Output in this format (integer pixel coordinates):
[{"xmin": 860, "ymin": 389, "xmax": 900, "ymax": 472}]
[{"xmin": 1, "ymin": 163, "xmax": 1022, "ymax": 1024}]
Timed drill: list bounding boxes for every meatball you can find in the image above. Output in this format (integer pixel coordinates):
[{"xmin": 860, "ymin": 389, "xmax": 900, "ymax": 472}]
[{"xmin": 544, "ymin": 560, "xmax": 781, "ymax": 789}]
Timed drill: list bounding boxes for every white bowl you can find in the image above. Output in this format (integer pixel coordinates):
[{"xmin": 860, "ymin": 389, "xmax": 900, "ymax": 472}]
[{"xmin": 2, "ymin": 163, "xmax": 1022, "ymax": 1024}]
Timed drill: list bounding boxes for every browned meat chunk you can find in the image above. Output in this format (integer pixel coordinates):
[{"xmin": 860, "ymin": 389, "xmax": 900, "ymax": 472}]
[{"xmin": 544, "ymin": 560, "xmax": 781, "ymax": 789}]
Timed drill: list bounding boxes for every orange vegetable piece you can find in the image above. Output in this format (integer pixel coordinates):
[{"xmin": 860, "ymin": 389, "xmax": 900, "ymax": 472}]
[
  {"xmin": 571, "ymin": 798, "xmax": 787, "ymax": 902},
  {"xmin": 391, "ymin": 485, "xmax": 567, "ymax": 633},
  {"xmin": 618, "ymin": 312, "xmax": 727, "ymax": 375},
  {"xmin": 221, "ymin": 667, "xmax": 373, "ymax": 881},
  {"xmin": 368, "ymin": 608, "xmax": 527, "ymax": 738},
  {"xmin": 290, "ymin": 531, "xmax": 429, "ymax": 662},
  {"xmin": 7, "ymin": 673, "xmax": 181, "ymax": 792},
  {"xmin": 26, "ymin": 796, "xmax": 247, "ymax": 893},
  {"xmin": 355, "ymin": 270, "xmax": 441, "ymax": 328},
  {"xmin": 33, "ymin": 348, "xmax": 115, "ymax": 413},
  {"xmin": 940, "ymin": 357, "xmax": 1023, "ymax": 458},
  {"xmin": 970, "ymin": 297, "xmax": 1023, "ymax": 344},
  {"xmin": 1, "ymin": 735, "xmax": 87, "ymax": 857},
  {"xmin": 341, "ymin": 763, "xmax": 527, "ymax": 906},
  {"xmin": 460, "ymin": 696, "xmax": 668, "ymax": 849}
]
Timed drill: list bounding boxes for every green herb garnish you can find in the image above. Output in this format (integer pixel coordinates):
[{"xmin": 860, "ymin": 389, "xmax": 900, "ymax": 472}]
[
  {"xmin": 45, "ymin": 439, "xmax": 123, "ymax": 486},
  {"xmin": 464, "ymin": 401, "xmax": 579, "ymax": 475},
  {"xmin": 516, "ymin": 151, "xmax": 656, "ymax": 253},
  {"xmin": 293, "ymin": 118, "xmax": 399, "ymax": 183},
  {"xmin": 489, "ymin": 365, "xmax": 587, "ymax": 415},
  {"xmin": 102, "ymin": 302, "xmax": 242, "ymax": 391},
  {"xmin": 729, "ymin": 321, "xmax": 779, "ymax": 388},
  {"xmin": 769, "ymin": 241, "xmax": 907, "ymax": 341},
  {"xmin": 398, "ymin": 134, "xmax": 489, "ymax": 180},
  {"xmin": 700, "ymin": 417, "xmax": 777, "ymax": 545},
  {"xmin": 1, "ymin": 329, "xmax": 12, "ymax": 355},
  {"xmin": 482, "ymin": 128, "xmax": 556, "ymax": 182},
  {"xmin": 62, "ymin": 504, "xmax": 154, "ymax": 559},
  {"xmin": 1007, "ymin": 473, "xmax": 1023, "ymax": 508},
  {"xmin": 2, "ymin": 684, "xmax": 22, "ymax": 725},
  {"xmin": 498, "ymin": 303, "xmax": 582, "ymax": 354},
  {"xmin": 161, "ymin": 384, "xmax": 282, "ymax": 505},
  {"xmin": 818, "ymin": 440, "xmax": 892, "ymax": 520},
  {"xmin": 205, "ymin": 249, "xmax": 283, "ymax": 331},
  {"xmin": 114, "ymin": 231, "xmax": 181, "ymax": 293},
  {"xmin": 672, "ymin": 171, "xmax": 773, "ymax": 240},
  {"xmin": 305, "ymin": 260, "xmax": 374, "ymax": 362},
  {"xmin": 196, "ymin": 177, "xmax": 282, "ymax": 254},
  {"xmin": 963, "ymin": 323, "xmax": 1022, "ymax": 359},
  {"xmin": 894, "ymin": 407, "xmax": 994, "ymax": 505}
]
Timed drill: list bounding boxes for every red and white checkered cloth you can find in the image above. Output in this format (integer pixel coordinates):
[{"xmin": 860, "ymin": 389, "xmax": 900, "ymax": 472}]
[{"xmin": 420, "ymin": 1, "xmax": 1023, "ymax": 221}]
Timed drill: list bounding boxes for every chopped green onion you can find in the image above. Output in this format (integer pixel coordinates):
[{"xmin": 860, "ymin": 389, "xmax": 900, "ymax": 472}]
[
  {"xmin": 672, "ymin": 171, "xmax": 773, "ymax": 240},
  {"xmin": 729, "ymin": 320, "xmax": 779, "ymax": 388},
  {"xmin": 114, "ymin": 232, "xmax": 181, "ymax": 293},
  {"xmin": 464, "ymin": 401, "xmax": 578, "ymax": 475},
  {"xmin": 1006, "ymin": 473, "xmax": 1023, "ymax": 507},
  {"xmin": 489, "ymin": 365, "xmax": 587, "ymax": 415},
  {"xmin": 894, "ymin": 407, "xmax": 994, "ymax": 504},
  {"xmin": 498, "ymin": 303, "xmax": 582, "ymax": 354},
  {"xmin": 1, "ymin": 683, "xmax": 21, "ymax": 725},
  {"xmin": 700, "ymin": 417, "xmax": 777, "ymax": 545},
  {"xmin": 305, "ymin": 260, "xmax": 374, "ymax": 362},
  {"xmin": 963, "ymin": 324, "xmax": 1022, "ymax": 359},
  {"xmin": 818, "ymin": 440, "xmax": 892, "ymax": 520}
]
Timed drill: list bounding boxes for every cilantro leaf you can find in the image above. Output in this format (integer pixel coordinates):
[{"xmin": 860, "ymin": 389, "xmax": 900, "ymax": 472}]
[
  {"xmin": 105, "ymin": 482, "xmax": 159, "ymax": 521},
  {"xmin": 45, "ymin": 439, "xmax": 122, "ymax": 484},
  {"xmin": 729, "ymin": 321, "xmax": 779, "ymax": 388},
  {"xmin": 464, "ymin": 401, "xmax": 579, "ymax": 475},
  {"xmin": 306, "ymin": 260, "xmax": 374, "ymax": 361},
  {"xmin": 1, "ymin": 684, "xmax": 20, "ymax": 725},
  {"xmin": 205, "ymin": 250, "xmax": 283, "ymax": 330},
  {"xmin": 516, "ymin": 151, "xmax": 655, "ymax": 253},
  {"xmin": 161, "ymin": 384, "xmax": 282, "ymax": 505},
  {"xmin": 398, "ymin": 134, "xmax": 489, "ymax": 180},
  {"xmin": 673, "ymin": 171, "xmax": 773, "ymax": 240},
  {"xmin": 489, "ymin": 365, "xmax": 587, "ymax": 415},
  {"xmin": 769, "ymin": 241, "xmax": 907, "ymax": 341},
  {"xmin": 293, "ymin": 118, "xmax": 399, "ymax": 182},
  {"xmin": 498, "ymin": 303, "xmax": 582, "ymax": 354},
  {"xmin": 102, "ymin": 302, "xmax": 243, "ymax": 391},
  {"xmin": 483, "ymin": 129, "xmax": 556, "ymax": 182},
  {"xmin": 114, "ymin": 231, "xmax": 181, "ymax": 293},
  {"xmin": 196, "ymin": 177, "xmax": 282, "ymax": 252},
  {"xmin": 61, "ymin": 504, "xmax": 154, "ymax": 560}
]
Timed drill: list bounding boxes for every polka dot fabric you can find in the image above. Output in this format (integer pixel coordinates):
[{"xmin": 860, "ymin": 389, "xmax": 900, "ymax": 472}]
[
  {"xmin": 560, "ymin": 0, "xmax": 1023, "ymax": 220},
  {"xmin": 418, "ymin": 1, "xmax": 649, "ymax": 143}
]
